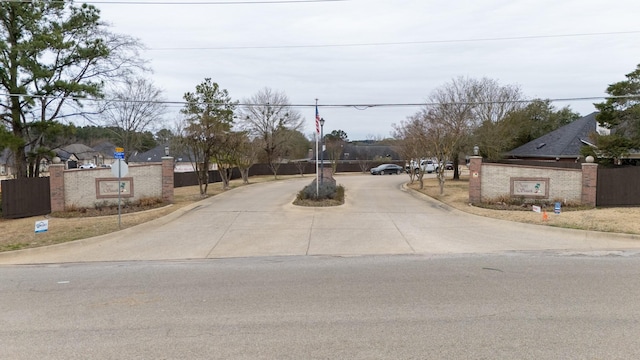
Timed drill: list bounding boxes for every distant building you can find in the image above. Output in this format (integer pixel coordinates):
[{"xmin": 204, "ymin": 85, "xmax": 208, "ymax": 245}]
[
  {"xmin": 53, "ymin": 144, "xmax": 102, "ymax": 169},
  {"xmin": 129, "ymin": 144, "xmax": 197, "ymax": 172}
]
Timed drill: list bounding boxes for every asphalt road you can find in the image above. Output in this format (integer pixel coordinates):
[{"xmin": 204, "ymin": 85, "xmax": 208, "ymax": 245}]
[
  {"xmin": 1, "ymin": 173, "xmax": 640, "ymax": 264},
  {"xmin": 3, "ymin": 174, "xmax": 640, "ymax": 359},
  {"xmin": 3, "ymin": 254, "xmax": 640, "ymax": 359}
]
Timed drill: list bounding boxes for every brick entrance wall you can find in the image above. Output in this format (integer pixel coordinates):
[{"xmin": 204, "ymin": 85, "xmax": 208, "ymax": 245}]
[
  {"xmin": 50, "ymin": 159, "xmax": 174, "ymax": 211},
  {"xmin": 469, "ymin": 157, "xmax": 597, "ymax": 206}
]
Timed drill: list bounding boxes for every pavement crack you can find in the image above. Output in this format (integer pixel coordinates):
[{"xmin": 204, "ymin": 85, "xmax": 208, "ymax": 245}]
[{"xmin": 205, "ymin": 211, "xmax": 242, "ymax": 258}]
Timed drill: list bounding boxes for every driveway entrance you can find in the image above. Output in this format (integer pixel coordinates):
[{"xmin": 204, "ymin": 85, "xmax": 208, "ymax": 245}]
[{"xmin": 1, "ymin": 174, "xmax": 639, "ymax": 264}]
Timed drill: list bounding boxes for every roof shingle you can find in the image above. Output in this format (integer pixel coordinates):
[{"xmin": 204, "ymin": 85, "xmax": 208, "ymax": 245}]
[{"xmin": 505, "ymin": 112, "xmax": 597, "ymax": 159}]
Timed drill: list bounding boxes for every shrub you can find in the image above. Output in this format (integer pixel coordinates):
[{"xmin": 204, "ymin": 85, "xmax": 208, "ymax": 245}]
[
  {"xmin": 299, "ymin": 180, "xmax": 338, "ymax": 200},
  {"xmin": 295, "ymin": 179, "xmax": 345, "ymax": 207},
  {"xmin": 94, "ymin": 200, "xmax": 111, "ymax": 211}
]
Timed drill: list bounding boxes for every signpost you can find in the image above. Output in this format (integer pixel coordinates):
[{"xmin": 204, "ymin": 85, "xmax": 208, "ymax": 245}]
[{"xmin": 113, "ymin": 148, "xmax": 127, "ymax": 228}]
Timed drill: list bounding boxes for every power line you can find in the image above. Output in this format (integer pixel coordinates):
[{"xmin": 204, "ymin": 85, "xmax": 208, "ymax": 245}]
[
  {"xmin": 1, "ymin": 92, "xmax": 637, "ymax": 108},
  {"xmin": 147, "ymin": 30, "xmax": 640, "ymax": 51}
]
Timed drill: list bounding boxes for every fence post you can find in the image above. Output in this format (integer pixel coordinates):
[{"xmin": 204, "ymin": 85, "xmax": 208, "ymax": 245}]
[
  {"xmin": 581, "ymin": 161, "xmax": 598, "ymax": 206},
  {"xmin": 468, "ymin": 156, "xmax": 483, "ymax": 204},
  {"xmin": 49, "ymin": 164, "xmax": 65, "ymax": 212},
  {"xmin": 162, "ymin": 156, "xmax": 174, "ymax": 203}
]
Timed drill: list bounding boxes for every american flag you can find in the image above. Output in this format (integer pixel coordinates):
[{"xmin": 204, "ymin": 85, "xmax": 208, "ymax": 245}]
[{"xmin": 315, "ymin": 105, "xmax": 320, "ymax": 135}]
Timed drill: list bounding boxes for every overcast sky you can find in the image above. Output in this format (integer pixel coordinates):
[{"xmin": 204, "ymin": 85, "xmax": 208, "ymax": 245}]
[{"xmin": 96, "ymin": 0, "xmax": 640, "ymax": 140}]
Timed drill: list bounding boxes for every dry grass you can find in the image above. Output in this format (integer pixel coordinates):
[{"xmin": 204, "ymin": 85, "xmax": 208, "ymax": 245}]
[{"xmin": 408, "ymin": 173, "xmax": 640, "ymax": 235}]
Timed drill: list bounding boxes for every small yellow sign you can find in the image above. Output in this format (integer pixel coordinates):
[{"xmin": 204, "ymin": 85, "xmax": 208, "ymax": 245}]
[{"xmin": 115, "ymin": 147, "xmax": 124, "ymax": 153}]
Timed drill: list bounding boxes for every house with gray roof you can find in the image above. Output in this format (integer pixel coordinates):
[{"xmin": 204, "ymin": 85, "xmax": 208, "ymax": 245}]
[
  {"xmin": 504, "ymin": 112, "xmax": 598, "ymax": 162},
  {"xmin": 54, "ymin": 143, "xmax": 102, "ymax": 169},
  {"xmin": 129, "ymin": 144, "xmax": 196, "ymax": 172},
  {"xmin": 91, "ymin": 141, "xmax": 117, "ymax": 166}
]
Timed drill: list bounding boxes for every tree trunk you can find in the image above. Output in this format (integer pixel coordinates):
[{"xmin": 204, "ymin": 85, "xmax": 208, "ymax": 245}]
[
  {"xmin": 218, "ymin": 166, "xmax": 231, "ymax": 190},
  {"xmin": 240, "ymin": 168, "xmax": 250, "ymax": 184},
  {"xmin": 438, "ymin": 170, "xmax": 446, "ymax": 195},
  {"xmin": 196, "ymin": 161, "xmax": 209, "ymax": 196},
  {"xmin": 453, "ymin": 158, "xmax": 461, "ymax": 180}
]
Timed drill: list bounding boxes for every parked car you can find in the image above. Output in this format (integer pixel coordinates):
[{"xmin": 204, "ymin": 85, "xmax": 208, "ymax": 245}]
[
  {"xmin": 79, "ymin": 163, "xmax": 96, "ymax": 169},
  {"xmin": 370, "ymin": 164, "xmax": 404, "ymax": 175},
  {"xmin": 406, "ymin": 159, "xmax": 437, "ymax": 173},
  {"xmin": 445, "ymin": 161, "xmax": 454, "ymax": 170}
]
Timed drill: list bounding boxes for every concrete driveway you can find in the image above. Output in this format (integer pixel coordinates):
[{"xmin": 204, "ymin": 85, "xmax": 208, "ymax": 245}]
[{"xmin": 2, "ymin": 173, "xmax": 640, "ymax": 264}]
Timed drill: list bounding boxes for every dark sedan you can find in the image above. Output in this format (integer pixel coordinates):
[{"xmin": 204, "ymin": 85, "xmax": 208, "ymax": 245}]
[{"xmin": 370, "ymin": 164, "xmax": 404, "ymax": 175}]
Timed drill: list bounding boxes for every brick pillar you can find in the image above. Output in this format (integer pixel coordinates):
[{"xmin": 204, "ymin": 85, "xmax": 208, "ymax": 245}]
[
  {"xmin": 162, "ymin": 157, "xmax": 174, "ymax": 203},
  {"xmin": 321, "ymin": 167, "xmax": 334, "ymax": 182},
  {"xmin": 49, "ymin": 164, "xmax": 65, "ymax": 212},
  {"xmin": 468, "ymin": 156, "xmax": 483, "ymax": 204},
  {"xmin": 581, "ymin": 162, "xmax": 598, "ymax": 206}
]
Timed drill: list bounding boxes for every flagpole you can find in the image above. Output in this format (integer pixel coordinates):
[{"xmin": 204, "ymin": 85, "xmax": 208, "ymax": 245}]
[{"xmin": 315, "ymin": 98, "xmax": 319, "ymax": 198}]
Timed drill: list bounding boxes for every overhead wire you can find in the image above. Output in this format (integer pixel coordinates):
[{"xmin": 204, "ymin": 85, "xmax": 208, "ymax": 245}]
[
  {"xmin": 1, "ymin": 92, "xmax": 638, "ymax": 109},
  {"xmin": 0, "ymin": 2, "xmax": 636, "ymax": 112},
  {"xmin": 147, "ymin": 31, "xmax": 640, "ymax": 51}
]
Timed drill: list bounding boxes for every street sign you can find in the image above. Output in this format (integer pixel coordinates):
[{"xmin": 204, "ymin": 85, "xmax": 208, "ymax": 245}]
[
  {"xmin": 114, "ymin": 147, "xmax": 125, "ymax": 159},
  {"xmin": 111, "ymin": 159, "xmax": 128, "ymax": 177}
]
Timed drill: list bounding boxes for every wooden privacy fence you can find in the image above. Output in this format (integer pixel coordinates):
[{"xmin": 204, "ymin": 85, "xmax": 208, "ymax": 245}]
[
  {"xmin": 173, "ymin": 162, "xmax": 385, "ymax": 188},
  {"xmin": 1, "ymin": 177, "xmax": 51, "ymax": 219},
  {"xmin": 596, "ymin": 166, "xmax": 640, "ymax": 207}
]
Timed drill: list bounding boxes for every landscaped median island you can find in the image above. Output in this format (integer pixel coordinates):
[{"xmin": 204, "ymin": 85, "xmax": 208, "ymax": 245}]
[{"xmin": 293, "ymin": 177, "xmax": 345, "ymax": 207}]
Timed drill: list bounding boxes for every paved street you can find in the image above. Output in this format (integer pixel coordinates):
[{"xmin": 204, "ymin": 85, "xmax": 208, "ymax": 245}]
[
  {"xmin": 3, "ymin": 255, "xmax": 640, "ymax": 359},
  {"xmin": 3, "ymin": 174, "xmax": 640, "ymax": 359},
  {"xmin": 1, "ymin": 173, "xmax": 640, "ymax": 264}
]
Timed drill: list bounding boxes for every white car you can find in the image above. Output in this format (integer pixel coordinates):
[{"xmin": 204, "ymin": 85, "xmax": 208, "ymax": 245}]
[
  {"xmin": 406, "ymin": 159, "xmax": 437, "ymax": 173},
  {"xmin": 79, "ymin": 163, "xmax": 96, "ymax": 169}
]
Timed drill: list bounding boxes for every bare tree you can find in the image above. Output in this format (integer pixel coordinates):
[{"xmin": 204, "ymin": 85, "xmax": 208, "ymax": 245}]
[
  {"xmin": 428, "ymin": 77, "xmax": 479, "ymax": 182},
  {"xmin": 237, "ymin": 87, "xmax": 303, "ymax": 179},
  {"xmin": 235, "ymin": 134, "xmax": 260, "ymax": 184},
  {"xmin": 293, "ymin": 160, "xmax": 307, "ymax": 176},
  {"xmin": 470, "ymin": 78, "xmax": 525, "ymax": 160},
  {"xmin": 350, "ymin": 145, "xmax": 374, "ymax": 173},
  {"xmin": 100, "ymin": 77, "xmax": 166, "ymax": 161},
  {"xmin": 472, "ymin": 77, "xmax": 525, "ymax": 124},
  {"xmin": 212, "ymin": 132, "xmax": 244, "ymax": 190},
  {"xmin": 393, "ymin": 112, "xmax": 431, "ymax": 188}
]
